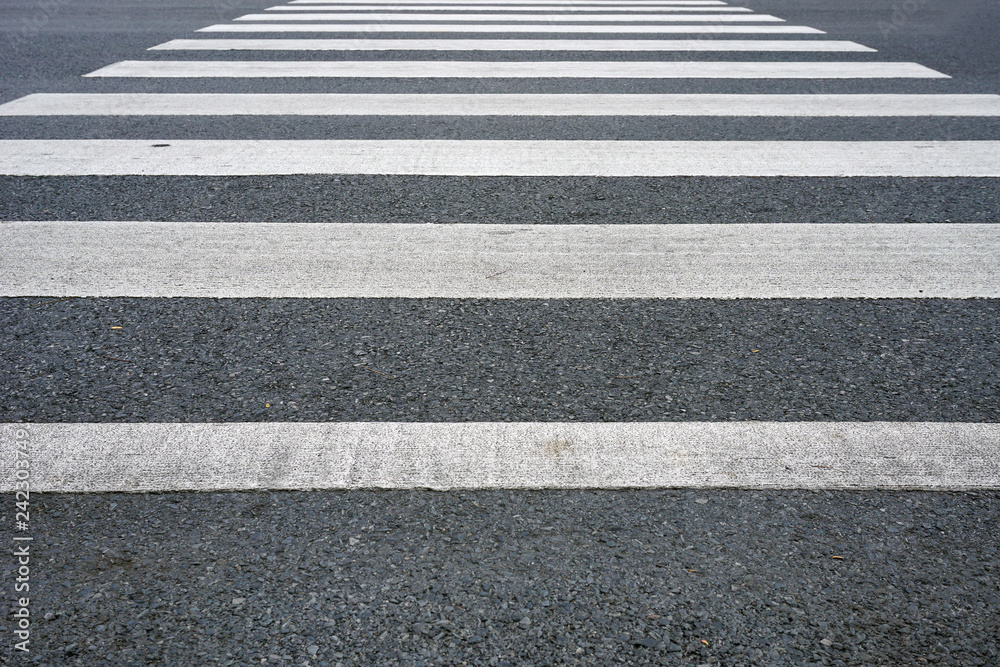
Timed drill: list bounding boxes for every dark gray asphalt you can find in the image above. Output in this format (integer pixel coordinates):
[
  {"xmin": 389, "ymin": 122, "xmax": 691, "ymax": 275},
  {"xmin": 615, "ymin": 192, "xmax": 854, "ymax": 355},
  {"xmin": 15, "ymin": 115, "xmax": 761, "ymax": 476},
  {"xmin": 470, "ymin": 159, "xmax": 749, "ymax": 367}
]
[
  {"xmin": 7, "ymin": 116, "xmax": 1000, "ymax": 141},
  {"xmin": 4, "ymin": 298, "xmax": 999, "ymax": 423},
  {"xmin": 5, "ymin": 490, "xmax": 1000, "ymax": 665},
  {"xmin": 1, "ymin": 0, "xmax": 999, "ymax": 664},
  {"xmin": 3, "ymin": 175, "xmax": 998, "ymax": 223}
]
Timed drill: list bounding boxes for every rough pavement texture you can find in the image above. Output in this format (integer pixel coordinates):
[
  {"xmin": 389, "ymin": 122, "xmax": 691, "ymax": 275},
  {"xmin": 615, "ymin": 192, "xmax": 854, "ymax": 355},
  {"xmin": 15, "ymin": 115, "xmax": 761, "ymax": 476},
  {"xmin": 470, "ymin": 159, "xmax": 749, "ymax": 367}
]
[
  {"xmin": 1, "ymin": 175, "xmax": 998, "ymax": 224},
  {"xmin": 2, "ymin": 0, "xmax": 999, "ymax": 664},
  {"xmin": 5, "ymin": 490, "xmax": 999, "ymax": 666},
  {"xmin": 4, "ymin": 297, "xmax": 999, "ymax": 423}
]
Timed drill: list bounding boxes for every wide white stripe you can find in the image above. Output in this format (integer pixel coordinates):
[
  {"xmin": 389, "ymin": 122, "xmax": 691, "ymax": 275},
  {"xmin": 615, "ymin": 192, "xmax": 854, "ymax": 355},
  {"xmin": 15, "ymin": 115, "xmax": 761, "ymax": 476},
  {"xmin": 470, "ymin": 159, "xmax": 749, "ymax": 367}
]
[
  {"xmin": 2, "ymin": 222, "xmax": 997, "ymax": 298},
  {"xmin": 265, "ymin": 4, "xmax": 754, "ymax": 10},
  {"xmin": 149, "ymin": 38, "xmax": 873, "ymax": 51},
  {"xmin": 198, "ymin": 23, "xmax": 823, "ymax": 33},
  {"xmin": 12, "ymin": 93, "xmax": 1000, "ymax": 116},
  {"xmin": 234, "ymin": 12, "xmax": 781, "ymax": 20},
  {"xmin": 83, "ymin": 61, "xmax": 944, "ymax": 78},
  {"xmin": 5, "ymin": 140, "xmax": 997, "ymax": 176},
  {"xmin": 289, "ymin": 0, "xmax": 733, "ymax": 4},
  {"xmin": 289, "ymin": 0, "xmax": 726, "ymax": 3},
  {"xmin": 4, "ymin": 422, "xmax": 998, "ymax": 492},
  {"xmin": 5, "ymin": 140, "xmax": 996, "ymax": 176}
]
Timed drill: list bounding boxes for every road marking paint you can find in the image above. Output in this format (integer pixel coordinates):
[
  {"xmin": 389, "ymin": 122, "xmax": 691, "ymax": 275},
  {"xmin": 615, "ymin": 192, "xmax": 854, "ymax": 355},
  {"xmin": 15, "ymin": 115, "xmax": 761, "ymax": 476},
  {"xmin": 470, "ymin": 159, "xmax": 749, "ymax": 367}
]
[
  {"xmin": 4, "ymin": 139, "xmax": 995, "ymax": 176},
  {"xmin": 4, "ymin": 140, "xmax": 994, "ymax": 176},
  {"xmin": 289, "ymin": 0, "xmax": 736, "ymax": 3},
  {"xmin": 147, "ymin": 38, "xmax": 873, "ymax": 51},
  {"xmin": 197, "ymin": 23, "xmax": 823, "ymax": 32},
  {"xmin": 4, "ymin": 422, "xmax": 998, "ymax": 492},
  {"xmin": 287, "ymin": 0, "xmax": 734, "ymax": 4},
  {"xmin": 83, "ymin": 60, "xmax": 944, "ymax": 78},
  {"xmin": 265, "ymin": 4, "xmax": 753, "ymax": 10},
  {"xmin": 233, "ymin": 12, "xmax": 783, "ymax": 20},
  {"xmin": 14, "ymin": 93, "xmax": 1000, "ymax": 116},
  {"xmin": 2, "ymin": 222, "xmax": 997, "ymax": 298}
]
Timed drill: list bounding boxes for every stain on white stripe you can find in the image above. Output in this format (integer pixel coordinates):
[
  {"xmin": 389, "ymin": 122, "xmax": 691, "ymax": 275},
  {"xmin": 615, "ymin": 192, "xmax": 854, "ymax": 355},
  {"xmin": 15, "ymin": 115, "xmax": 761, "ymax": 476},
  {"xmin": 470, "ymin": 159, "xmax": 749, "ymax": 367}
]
[
  {"xmin": 197, "ymin": 23, "xmax": 823, "ymax": 33},
  {"xmin": 266, "ymin": 4, "xmax": 753, "ymax": 10},
  {"xmin": 4, "ymin": 422, "xmax": 997, "ymax": 492},
  {"xmin": 148, "ymin": 38, "xmax": 873, "ymax": 51},
  {"xmin": 234, "ymin": 12, "xmax": 782, "ymax": 20},
  {"xmin": 2, "ymin": 222, "xmax": 998, "ymax": 299},
  {"xmin": 83, "ymin": 60, "xmax": 944, "ymax": 78},
  {"xmin": 12, "ymin": 93, "xmax": 1000, "ymax": 116}
]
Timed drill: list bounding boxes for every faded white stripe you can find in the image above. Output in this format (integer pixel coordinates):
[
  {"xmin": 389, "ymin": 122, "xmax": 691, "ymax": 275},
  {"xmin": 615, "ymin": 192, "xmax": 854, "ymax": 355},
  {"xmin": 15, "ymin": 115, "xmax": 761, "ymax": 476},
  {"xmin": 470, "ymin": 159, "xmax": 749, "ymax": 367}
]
[
  {"xmin": 234, "ymin": 12, "xmax": 782, "ymax": 20},
  {"xmin": 288, "ymin": 0, "xmax": 733, "ymax": 4},
  {"xmin": 148, "ymin": 38, "xmax": 873, "ymax": 51},
  {"xmin": 289, "ymin": 0, "xmax": 733, "ymax": 3},
  {"xmin": 266, "ymin": 4, "xmax": 753, "ymax": 10},
  {"xmin": 12, "ymin": 93, "xmax": 1000, "ymax": 116},
  {"xmin": 83, "ymin": 60, "xmax": 944, "ymax": 78},
  {"xmin": 267, "ymin": 5, "xmax": 752, "ymax": 13},
  {"xmin": 3, "ymin": 422, "xmax": 998, "ymax": 492},
  {"xmin": 3, "ymin": 140, "xmax": 996, "ymax": 176},
  {"xmin": 2, "ymin": 222, "xmax": 997, "ymax": 299},
  {"xmin": 197, "ymin": 23, "xmax": 824, "ymax": 33}
]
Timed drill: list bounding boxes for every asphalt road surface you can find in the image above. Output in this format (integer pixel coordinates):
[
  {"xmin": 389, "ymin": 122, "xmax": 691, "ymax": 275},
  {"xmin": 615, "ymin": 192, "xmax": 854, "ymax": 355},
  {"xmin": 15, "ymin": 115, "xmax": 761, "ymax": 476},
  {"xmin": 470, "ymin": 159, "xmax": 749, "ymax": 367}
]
[{"xmin": 1, "ymin": 0, "xmax": 998, "ymax": 664}]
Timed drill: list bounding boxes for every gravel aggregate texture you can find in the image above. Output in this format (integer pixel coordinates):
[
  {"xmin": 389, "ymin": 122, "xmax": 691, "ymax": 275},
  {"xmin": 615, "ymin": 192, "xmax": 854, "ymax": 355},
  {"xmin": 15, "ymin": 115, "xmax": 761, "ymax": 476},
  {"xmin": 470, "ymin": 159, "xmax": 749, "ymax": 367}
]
[
  {"xmin": 2, "ymin": 176, "xmax": 998, "ymax": 224},
  {"xmin": 3, "ymin": 297, "xmax": 998, "ymax": 423},
  {"xmin": 3, "ymin": 489, "xmax": 999, "ymax": 666},
  {"xmin": 7, "ymin": 116, "xmax": 1000, "ymax": 141}
]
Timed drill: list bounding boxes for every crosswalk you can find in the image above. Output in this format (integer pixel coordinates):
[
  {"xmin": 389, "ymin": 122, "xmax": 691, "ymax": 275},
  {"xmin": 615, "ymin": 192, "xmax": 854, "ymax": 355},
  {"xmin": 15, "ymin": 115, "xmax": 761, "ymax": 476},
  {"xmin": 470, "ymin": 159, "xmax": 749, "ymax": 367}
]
[{"xmin": 1, "ymin": 0, "xmax": 998, "ymax": 492}]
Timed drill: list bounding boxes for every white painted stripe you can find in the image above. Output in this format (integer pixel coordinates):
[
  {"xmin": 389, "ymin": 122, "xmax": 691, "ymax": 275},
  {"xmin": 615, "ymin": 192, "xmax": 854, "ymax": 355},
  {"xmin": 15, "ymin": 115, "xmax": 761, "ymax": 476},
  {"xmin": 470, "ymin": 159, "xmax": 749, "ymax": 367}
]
[
  {"xmin": 265, "ymin": 5, "xmax": 754, "ymax": 10},
  {"xmin": 4, "ymin": 140, "xmax": 996, "ymax": 176},
  {"xmin": 2, "ymin": 222, "xmax": 998, "ymax": 298},
  {"xmin": 4, "ymin": 140, "xmax": 995, "ymax": 176},
  {"xmin": 198, "ymin": 23, "xmax": 823, "ymax": 32},
  {"xmin": 289, "ymin": 0, "xmax": 734, "ymax": 4},
  {"xmin": 149, "ymin": 38, "xmax": 873, "ymax": 51},
  {"xmin": 289, "ymin": 0, "xmax": 733, "ymax": 4},
  {"xmin": 83, "ymin": 61, "xmax": 945, "ymax": 78},
  {"xmin": 13, "ymin": 93, "xmax": 1000, "ymax": 117},
  {"xmin": 3, "ymin": 422, "xmax": 998, "ymax": 492},
  {"xmin": 234, "ymin": 12, "xmax": 782, "ymax": 21}
]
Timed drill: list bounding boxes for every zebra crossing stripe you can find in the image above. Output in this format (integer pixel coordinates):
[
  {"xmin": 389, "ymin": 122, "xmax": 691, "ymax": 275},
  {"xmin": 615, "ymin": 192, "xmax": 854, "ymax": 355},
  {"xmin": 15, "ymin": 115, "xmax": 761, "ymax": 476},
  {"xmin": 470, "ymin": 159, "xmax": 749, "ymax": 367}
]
[
  {"xmin": 5, "ymin": 140, "xmax": 994, "ymax": 176},
  {"xmin": 264, "ymin": 4, "xmax": 754, "ymax": 10},
  {"xmin": 233, "ymin": 12, "xmax": 783, "ymax": 21},
  {"xmin": 197, "ymin": 23, "xmax": 824, "ymax": 32},
  {"xmin": 288, "ymin": 0, "xmax": 734, "ymax": 4},
  {"xmin": 9, "ymin": 93, "xmax": 1000, "ymax": 116},
  {"xmin": 148, "ymin": 38, "xmax": 873, "ymax": 51},
  {"xmin": 4, "ymin": 422, "xmax": 997, "ymax": 492},
  {"xmin": 83, "ymin": 61, "xmax": 945, "ymax": 78},
  {"xmin": 4, "ymin": 140, "xmax": 995, "ymax": 176},
  {"xmin": 2, "ymin": 222, "xmax": 997, "ymax": 299},
  {"xmin": 287, "ymin": 0, "xmax": 735, "ymax": 4}
]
